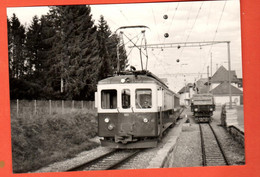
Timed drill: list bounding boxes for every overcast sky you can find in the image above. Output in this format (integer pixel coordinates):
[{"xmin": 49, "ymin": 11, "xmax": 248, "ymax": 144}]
[{"xmin": 7, "ymin": 0, "xmax": 242, "ymax": 92}]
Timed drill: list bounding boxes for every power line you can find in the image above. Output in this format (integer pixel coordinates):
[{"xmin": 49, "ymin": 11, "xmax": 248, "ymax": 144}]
[
  {"xmin": 151, "ymin": 6, "xmax": 161, "ymax": 43},
  {"xmin": 207, "ymin": 1, "xmax": 227, "ymax": 56},
  {"xmin": 179, "ymin": 2, "xmax": 204, "ymax": 57},
  {"xmin": 203, "ymin": 1, "xmax": 227, "ymax": 74}
]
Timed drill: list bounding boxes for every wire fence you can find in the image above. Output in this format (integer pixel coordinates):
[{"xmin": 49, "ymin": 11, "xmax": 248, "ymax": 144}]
[{"xmin": 10, "ymin": 100, "xmax": 96, "ymax": 117}]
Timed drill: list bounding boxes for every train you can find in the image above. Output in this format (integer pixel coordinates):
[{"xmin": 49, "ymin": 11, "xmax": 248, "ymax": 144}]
[
  {"xmin": 95, "ymin": 70, "xmax": 183, "ymax": 148},
  {"xmin": 190, "ymin": 93, "xmax": 215, "ymax": 123}
]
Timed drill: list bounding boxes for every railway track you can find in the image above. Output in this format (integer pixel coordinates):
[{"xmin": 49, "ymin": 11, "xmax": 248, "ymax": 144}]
[
  {"xmin": 66, "ymin": 149, "xmax": 141, "ymax": 171},
  {"xmin": 199, "ymin": 123, "xmax": 229, "ymax": 166}
]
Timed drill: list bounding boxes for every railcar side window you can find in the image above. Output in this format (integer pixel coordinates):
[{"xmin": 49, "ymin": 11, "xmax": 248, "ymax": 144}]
[
  {"xmin": 122, "ymin": 89, "xmax": 131, "ymax": 109},
  {"xmin": 136, "ymin": 89, "xmax": 152, "ymax": 109},
  {"xmin": 101, "ymin": 90, "xmax": 117, "ymax": 109}
]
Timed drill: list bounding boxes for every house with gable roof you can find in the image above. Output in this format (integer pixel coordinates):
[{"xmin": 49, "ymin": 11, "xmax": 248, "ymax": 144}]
[
  {"xmin": 209, "ymin": 66, "xmax": 243, "ymax": 105},
  {"xmin": 178, "ymin": 83, "xmax": 196, "ymax": 105},
  {"xmin": 210, "ymin": 65, "xmax": 241, "ymax": 90}
]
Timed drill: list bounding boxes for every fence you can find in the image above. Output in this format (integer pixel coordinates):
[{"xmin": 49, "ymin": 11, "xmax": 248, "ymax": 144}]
[{"xmin": 10, "ymin": 100, "xmax": 96, "ymax": 116}]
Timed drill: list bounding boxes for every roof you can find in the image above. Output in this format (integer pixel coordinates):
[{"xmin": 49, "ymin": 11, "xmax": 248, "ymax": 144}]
[
  {"xmin": 210, "ymin": 82, "xmax": 243, "ymax": 95},
  {"xmin": 98, "ymin": 74, "xmax": 159, "ymax": 85},
  {"xmin": 98, "ymin": 70, "xmax": 175, "ymax": 93},
  {"xmin": 178, "ymin": 83, "xmax": 194, "ymax": 94},
  {"xmin": 193, "ymin": 93, "xmax": 213, "ymax": 97},
  {"xmin": 210, "ymin": 66, "xmax": 239, "ymax": 83}
]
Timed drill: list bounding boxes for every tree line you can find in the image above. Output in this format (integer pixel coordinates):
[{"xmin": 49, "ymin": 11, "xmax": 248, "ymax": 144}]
[{"xmin": 8, "ymin": 5, "xmax": 127, "ymax": 100}]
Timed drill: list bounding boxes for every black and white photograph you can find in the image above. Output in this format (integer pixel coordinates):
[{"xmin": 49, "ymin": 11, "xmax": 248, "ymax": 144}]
[{"xmin": 7, "ymin": 0, "xmax": 245, "ymax": 173}]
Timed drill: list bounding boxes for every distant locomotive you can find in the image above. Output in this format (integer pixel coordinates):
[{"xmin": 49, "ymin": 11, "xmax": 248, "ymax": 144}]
[
  {"xmin": 191, "ymin": 94, "xmax": 215, "ymax": 123},
  {"xmin": 95, "ymin": 70, "xmax": 182, "ymax": 148}
]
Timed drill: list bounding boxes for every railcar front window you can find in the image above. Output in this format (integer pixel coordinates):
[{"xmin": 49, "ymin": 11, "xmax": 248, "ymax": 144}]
[
  {"xmin": 136, "ymin": 89, "xmax": 152, "ymax": 109},
  {"xmin": 101, "ymin": 90, "xmax": 117, "ymax": 109},
  {"xmin": 122, "ymin": 89, "xmax": 131, "ymax": 109}
]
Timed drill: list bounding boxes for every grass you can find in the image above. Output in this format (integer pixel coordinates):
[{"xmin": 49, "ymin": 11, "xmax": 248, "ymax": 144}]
[{"xmin": 11, "ymin": 110, "xmax": 99, "ymax": 173}]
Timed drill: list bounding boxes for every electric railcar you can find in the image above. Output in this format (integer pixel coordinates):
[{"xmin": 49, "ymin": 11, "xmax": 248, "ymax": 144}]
[
  {"xmin": 95, "ymin": 70, "xmax": 182, "ymax": 148},
  {"xmin": 191, "ymin": 94, "xmax": 215, "ymax": 123}
]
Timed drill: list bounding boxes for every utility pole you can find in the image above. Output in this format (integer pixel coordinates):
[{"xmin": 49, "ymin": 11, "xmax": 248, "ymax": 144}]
[
  {"xmin": 207, "ymin": 66, "xmax": 209, "ymax": 93},
  {"xmin": 210, "ymin": 53, "xmax": 213, "ymax": 77},
  {"xmin": 227, "ymin": 41, "xmax": 232, "ymax": 109}
]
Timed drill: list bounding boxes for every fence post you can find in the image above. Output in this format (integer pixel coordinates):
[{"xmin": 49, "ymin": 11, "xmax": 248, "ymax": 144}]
[
  {"xmin": 34, "ymin": 100, "xmax": 37, "ymax": 115},
  {"xmin": 16, "ymin": 99, "xmax": 19, "ymax": 116},
  {"xmin": 62, "ymin": 100, "xmax": 64, "ymax": 114},
  {"xmin": 81, "ymin": 100, "xmax": 84, "ymax": 109},
  {"xmin": 49, "ymin": 100, "xmax": 52, "ymax": 115}
]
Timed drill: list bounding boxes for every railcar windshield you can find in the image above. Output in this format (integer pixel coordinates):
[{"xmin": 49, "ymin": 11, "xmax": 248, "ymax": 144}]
[
  {"xmin": 122, "ymin": 89, "xmax": 131, "ymax": 109},
  {"xmin": 101, "ymin": 89, "xmax": 117, "ymax": 109},
  {"xmin": 135, "ymin": 89, "xmax": 152, "ymax": 109}
]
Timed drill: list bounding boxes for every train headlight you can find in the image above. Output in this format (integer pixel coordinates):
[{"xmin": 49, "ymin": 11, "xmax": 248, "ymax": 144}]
[
  {"xmin": 143, "ymin": 118, "xmax": 149, "ymax": 123},
  {"xmin": 121, "ymin": 78, "xmax": 126, "ymax": 83},
  {"xmin": 108, "ymin": 124, "xmax": 114, "ymax": 130},
  {"xmin": 104, "ymin": 118, "xmax": 110, "ymax": 123},
  {"xmin": 210, "ymin": 108, "xmax": 213, "ymax": 111},
  {"xmin": 121, "ymin": 78, "xmax": 129, "ymax": 83},
  {"xmin": 194, "ymin": 108, "xmax": 198, "ymax": 112}
]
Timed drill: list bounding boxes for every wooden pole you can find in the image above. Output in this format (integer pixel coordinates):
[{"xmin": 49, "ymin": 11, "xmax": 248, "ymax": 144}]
[{"xmin": 227, "ymin": 42, "xmax": 232, "ymax": 109}]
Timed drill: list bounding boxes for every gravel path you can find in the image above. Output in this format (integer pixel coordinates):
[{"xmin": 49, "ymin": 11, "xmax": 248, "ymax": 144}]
[{"xmin": 171, "ymin": 110, "xmax": 202, "ymax": 167}]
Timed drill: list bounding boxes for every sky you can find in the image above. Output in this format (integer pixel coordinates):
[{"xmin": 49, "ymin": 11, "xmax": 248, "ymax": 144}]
[{"xmin": 7, "ymin": 0, "xmax": 242, "ymax": 92}]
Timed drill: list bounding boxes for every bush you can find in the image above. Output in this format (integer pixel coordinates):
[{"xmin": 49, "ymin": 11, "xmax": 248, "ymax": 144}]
[{"xmin": 11, "ymin": 112, "xmax": 98, "ymax": 173}]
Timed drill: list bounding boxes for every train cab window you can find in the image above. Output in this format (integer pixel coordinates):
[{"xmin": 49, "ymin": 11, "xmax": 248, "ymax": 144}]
[
  {"xmin": 136, "ymin": 89, "xmax": 152, "ymax": 109},
  {"xmin": 122, "ymin": 89, "xmax": 131, "ymax": 109},
  {"xmin": 101, "ymin": 90, "xmax": 117, "ymax": 109}
]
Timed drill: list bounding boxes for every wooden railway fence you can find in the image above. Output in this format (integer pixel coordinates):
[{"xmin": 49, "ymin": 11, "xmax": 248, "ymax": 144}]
[{"xmin": 10, "ymin": 100, "xmax": 96, "ymax": 116}]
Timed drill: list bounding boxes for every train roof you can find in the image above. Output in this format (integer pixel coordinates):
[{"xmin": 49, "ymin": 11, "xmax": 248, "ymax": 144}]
[
  {"xmin": 192, "ymin": 93, "xmax": 214, "ymax": 98},
  {"xmin": 98, "ymin": 70, "xmax": 168, "ymax": 88}
]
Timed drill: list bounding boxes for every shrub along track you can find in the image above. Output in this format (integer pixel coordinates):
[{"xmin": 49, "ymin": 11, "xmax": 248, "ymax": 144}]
[
  {"xmin": 199, "ymin": 123, "xmax": 229, "ymax": 166},
  {"xmin": 65, "ymin": 149, "xmax": 142, "ymax": 171}
]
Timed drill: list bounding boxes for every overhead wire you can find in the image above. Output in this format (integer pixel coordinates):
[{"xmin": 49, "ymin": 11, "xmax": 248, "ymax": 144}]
[
  {"xmin": 151, "ymin": 6, "xmax": 162, "ymax": 44},
  {"xmin": 201, "ymin": 0, "xmax": 227, "ymax": 75},
  {"xmin": 178, "ymin": 2, "xmax": 204, "ymax": 57}
]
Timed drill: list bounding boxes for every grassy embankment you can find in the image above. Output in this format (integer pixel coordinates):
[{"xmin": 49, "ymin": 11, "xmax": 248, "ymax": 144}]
[{"xmin": 11, "ymin": 110, "xmax": 98, "ymax": 173}]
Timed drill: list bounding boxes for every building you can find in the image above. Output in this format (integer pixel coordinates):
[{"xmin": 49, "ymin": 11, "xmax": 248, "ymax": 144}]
[
  {"xmin": 210, "ymin": 82, "xmax": 243, "ymax": 105},
  {"xmin": 209, "ymin": 66, "xmax": 243, "ymax": 105},
  {"xmin": 178, "ymin": 83, "xmax": 196, "ymax": 106}
]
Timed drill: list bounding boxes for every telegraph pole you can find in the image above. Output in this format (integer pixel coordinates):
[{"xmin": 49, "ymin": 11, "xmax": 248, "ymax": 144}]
[
  {"xmin": 210, "ymin": 53, "xmax": 213, "ymax": 77},
  {"xmin": 227, "ymin": 41, "xmax": 232, "ymax": 109},
  {"xmin": 207, "ymin": 66, "xmax": 210, "ymax": 93}
]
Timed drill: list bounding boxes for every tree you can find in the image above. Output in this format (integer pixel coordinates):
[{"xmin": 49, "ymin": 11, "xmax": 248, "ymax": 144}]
[
  {"xmin": 8, "ymin": 14, "xmax": 26, "ymax": 79},
  {"xmin": 25, "ymin": 16, "xmax": 44, "ymax": 79},
  {"xmin": 97, "ymin": 15, "xmax": 128, "ymax": 80},
  {"xmin": 97, "ymin": 15, "xmax": 112, "ymax": 80},
  {"xmin": 43, "ymin": 5, "xmax": 100, "ymax": 100}
]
